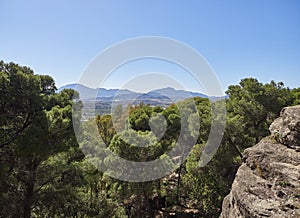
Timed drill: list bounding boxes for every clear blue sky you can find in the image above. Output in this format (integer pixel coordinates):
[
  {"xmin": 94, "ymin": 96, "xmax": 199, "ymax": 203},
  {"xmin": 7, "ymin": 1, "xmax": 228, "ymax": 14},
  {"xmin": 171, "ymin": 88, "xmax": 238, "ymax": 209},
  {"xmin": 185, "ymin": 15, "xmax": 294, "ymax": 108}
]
[{"xmin": 1, "ymin": 0, "xmax": 299, "ymax": 93}]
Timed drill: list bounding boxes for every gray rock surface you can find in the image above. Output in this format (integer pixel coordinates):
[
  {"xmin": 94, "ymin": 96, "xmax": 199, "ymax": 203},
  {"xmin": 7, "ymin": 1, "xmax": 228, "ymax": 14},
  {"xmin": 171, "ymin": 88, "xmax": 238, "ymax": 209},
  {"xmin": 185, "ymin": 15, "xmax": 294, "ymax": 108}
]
[
  {"xmin": 269, "ymin": 105, "xmax": 300, "ymax": 151},
  {"xmin": 220, "ymin": 105, "xmax": 300, "ymax": 218}
]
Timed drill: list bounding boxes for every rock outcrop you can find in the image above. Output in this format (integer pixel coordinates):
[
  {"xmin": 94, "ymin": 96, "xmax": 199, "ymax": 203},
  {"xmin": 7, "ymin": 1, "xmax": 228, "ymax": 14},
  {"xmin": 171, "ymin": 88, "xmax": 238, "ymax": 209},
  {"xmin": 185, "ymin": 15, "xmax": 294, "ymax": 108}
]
[
  {"xmin": 220, "ymin": 105, "xmax": 300, "ymax": 218},
  {"xmin": 269, "ymin": 105, "xmax": 300, "ymax": 151}
]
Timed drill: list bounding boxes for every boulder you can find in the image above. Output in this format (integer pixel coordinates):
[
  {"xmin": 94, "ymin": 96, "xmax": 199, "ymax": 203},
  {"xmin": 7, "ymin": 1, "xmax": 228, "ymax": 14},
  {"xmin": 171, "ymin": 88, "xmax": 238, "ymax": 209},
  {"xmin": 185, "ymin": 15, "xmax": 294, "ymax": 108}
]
[{"xmin": 269, "ymin": 105, "xmax": 300, "ymax": 151}]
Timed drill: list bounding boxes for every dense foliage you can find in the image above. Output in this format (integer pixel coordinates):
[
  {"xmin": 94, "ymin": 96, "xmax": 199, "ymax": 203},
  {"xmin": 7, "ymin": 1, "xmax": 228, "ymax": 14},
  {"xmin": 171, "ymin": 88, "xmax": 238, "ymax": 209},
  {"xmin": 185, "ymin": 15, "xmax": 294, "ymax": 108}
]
[{"xmin": 0, "ymin": 60, "xmax": 299, "ymax": 217}]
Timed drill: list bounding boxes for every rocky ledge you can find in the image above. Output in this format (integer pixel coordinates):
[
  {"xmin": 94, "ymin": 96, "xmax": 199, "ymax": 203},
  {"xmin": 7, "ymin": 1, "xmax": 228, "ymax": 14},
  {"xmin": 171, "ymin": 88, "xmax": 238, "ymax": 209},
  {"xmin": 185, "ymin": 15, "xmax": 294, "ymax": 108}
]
[{"xmin": 220, "ymin": 105, "xmax": 300, "ymax": 218}]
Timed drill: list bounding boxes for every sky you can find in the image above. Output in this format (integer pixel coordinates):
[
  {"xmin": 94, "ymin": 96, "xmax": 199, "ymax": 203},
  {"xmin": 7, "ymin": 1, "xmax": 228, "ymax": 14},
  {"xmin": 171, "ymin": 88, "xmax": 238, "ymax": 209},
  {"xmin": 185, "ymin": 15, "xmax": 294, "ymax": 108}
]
[{"xmin": 1, "ymin": 0, "xmax": 300, "ymax": 94}]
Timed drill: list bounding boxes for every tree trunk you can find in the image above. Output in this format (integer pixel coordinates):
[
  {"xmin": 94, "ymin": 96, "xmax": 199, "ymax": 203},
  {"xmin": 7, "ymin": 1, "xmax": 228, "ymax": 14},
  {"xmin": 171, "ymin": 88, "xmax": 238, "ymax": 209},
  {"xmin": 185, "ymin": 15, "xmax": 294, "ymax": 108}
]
[
  {"xmin": 23, "ymin": 174, "xmax": 35, "ymax": 218},
  {"xmin": 22, "ymin": 158, "xmax": 38, "ymax": 218},
  {"xmin": 156, "ymin": 180, "xmax": 161, "ymax": 209},
  {"xmin": 176, "ymin": 164, "xmax": 182, "ymax": 204}
]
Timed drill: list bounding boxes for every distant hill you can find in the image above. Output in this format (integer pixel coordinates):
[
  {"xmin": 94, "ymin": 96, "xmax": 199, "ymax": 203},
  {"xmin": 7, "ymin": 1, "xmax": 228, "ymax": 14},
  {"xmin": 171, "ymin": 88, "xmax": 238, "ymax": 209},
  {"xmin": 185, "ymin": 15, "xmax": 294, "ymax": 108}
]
[
  {"xmin": 58, "ymin": 83, "xmax": 225, "ymax": 116},
  {"xmin": 58, "ymin": 84, "xmax": 137, "ymax": 100},
  {"xmin": 58, "ymin": 84, "xmax": 209, "ymax": 101},
  {"xmin": 151, "ymin": 87, "xmax": 207, "ymax": 100}
]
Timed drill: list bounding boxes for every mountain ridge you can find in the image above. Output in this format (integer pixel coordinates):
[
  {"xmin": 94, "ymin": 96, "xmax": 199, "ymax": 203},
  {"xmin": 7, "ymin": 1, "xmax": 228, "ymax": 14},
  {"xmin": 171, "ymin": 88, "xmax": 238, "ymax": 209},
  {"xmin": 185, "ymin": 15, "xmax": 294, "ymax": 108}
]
[
  {"xmin": 58, "ymin": 83, "xmax": 211, "ymax": 100},
  {"xmin": 58, "ymin": 83, "xmax": 226, "ymax": 116}
]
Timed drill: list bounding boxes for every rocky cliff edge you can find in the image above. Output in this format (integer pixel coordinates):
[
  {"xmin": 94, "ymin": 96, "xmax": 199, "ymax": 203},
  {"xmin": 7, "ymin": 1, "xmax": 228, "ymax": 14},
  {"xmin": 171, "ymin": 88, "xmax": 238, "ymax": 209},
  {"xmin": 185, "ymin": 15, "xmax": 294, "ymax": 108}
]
[{"xmin": 220, "ymin": 105, "xmax": 300, "ymax": 218}]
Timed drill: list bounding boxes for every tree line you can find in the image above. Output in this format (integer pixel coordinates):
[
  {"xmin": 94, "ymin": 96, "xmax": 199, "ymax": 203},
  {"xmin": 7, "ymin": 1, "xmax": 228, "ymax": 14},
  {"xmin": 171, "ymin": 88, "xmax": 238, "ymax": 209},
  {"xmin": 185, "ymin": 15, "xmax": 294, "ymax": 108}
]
[{"xmin": 0, "ymin": 60, "xmax": 299, "ymax": 217}]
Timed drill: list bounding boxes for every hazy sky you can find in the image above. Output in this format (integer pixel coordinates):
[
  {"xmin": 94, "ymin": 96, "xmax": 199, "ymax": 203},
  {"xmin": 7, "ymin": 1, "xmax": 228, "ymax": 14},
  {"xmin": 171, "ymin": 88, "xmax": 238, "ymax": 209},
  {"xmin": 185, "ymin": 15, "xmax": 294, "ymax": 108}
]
[{"xmin": 1, "ymin": 0, "xmax": 299, "ymax": 93}]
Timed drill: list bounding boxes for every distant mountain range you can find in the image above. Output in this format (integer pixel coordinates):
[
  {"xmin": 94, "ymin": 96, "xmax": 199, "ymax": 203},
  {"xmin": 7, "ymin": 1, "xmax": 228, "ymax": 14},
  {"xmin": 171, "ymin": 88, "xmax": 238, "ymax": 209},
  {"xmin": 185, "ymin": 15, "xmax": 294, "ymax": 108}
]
[
  {"xmin": 58, "ymin": 83, "xmax": 225, "ymax": 115},
  {"xmin": 58, "ymin": 83, "xmax": 212, "ymax": 100}
]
